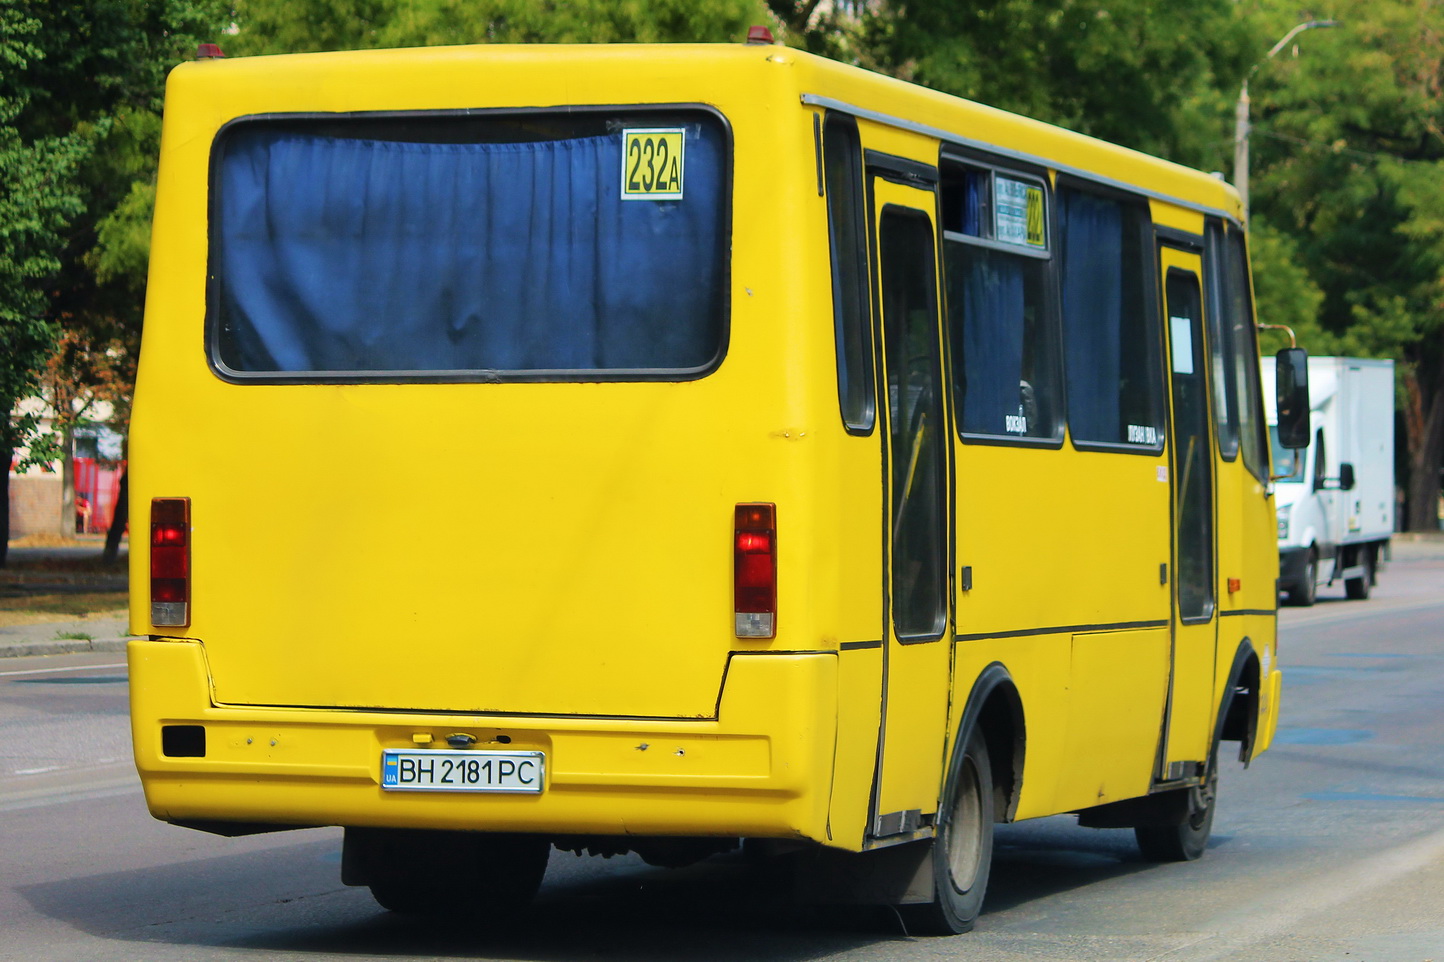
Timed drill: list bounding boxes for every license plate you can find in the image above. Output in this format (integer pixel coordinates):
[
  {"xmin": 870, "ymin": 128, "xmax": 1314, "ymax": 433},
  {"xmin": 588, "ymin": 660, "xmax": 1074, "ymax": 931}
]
[{"xmin": 380, "ymin": 749, "xmax": 544, "ymax": 793}]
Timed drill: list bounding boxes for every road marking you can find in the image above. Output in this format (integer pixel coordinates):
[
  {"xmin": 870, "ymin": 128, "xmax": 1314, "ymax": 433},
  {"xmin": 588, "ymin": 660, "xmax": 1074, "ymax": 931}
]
[
  {"xmin": 0, "ymin": 766, "xmax": 141, "ymax": 813},
  {"xmin": 0, "ymin": 662, "xmax": 127, "ymax": 678}
]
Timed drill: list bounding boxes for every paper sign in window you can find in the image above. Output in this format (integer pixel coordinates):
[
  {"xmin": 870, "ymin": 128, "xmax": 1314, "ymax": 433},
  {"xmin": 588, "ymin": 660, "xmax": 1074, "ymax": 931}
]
[
  {"xmin": 1170, "ymin": 315, "xmax": 1195, "ymax": 375},
  {"xmin": 622, "ymin": 129, "xmax": 685, "ymax": 200},
  {"xmin": 995, "ymin": 177, "xmax": 1045, "ymax": 248}
]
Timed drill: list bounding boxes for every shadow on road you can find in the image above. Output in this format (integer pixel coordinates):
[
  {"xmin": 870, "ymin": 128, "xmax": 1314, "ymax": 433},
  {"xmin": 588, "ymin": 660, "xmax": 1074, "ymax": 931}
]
[
  {"xmin": 18, "ymin": 837, "xmax": 897, "ymax": 961},
  {"xmin": 18, "ymin": 816, "xmax": 1192, "ymax": 960}
]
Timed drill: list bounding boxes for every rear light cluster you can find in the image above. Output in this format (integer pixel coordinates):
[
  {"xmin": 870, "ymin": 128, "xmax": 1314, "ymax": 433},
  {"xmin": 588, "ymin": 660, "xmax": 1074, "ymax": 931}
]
[
  {"xmin": 151, "ymin": 498, "xmax": 190, "ymax": 627},
  {"xmin": 734, "ymin": 503, "xmax": 776, "ymax": 639}
]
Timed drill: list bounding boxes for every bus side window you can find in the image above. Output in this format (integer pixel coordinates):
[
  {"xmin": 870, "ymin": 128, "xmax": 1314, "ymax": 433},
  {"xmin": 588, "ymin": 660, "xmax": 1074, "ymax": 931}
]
[
  {"xmin": 1225, "ymin": 229, "xmax": 1270, "ymax": 482},
  {"xmin": 823, "ymin": 113, "xmax": 875, "ymax": 433},
  {"xmin": 1204, "ymin": 221, "xmax": 1240, "ymax": 460},
  {"xmin": 1058, "ymin": 186, "xmax": 1164, "ymax": 450},
  {"xmin": 941, "ymin": 162, "xmax": 1063, "ymax": 443}
]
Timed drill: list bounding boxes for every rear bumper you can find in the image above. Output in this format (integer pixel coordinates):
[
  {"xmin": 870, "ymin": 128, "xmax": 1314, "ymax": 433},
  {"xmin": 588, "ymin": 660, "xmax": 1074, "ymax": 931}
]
[
  {"xmin": 1254, "ymin": 668, "xmax": 1283, "ymax": 755},
  {"xmin": 129, "ymin": 640, "xmax": 837, "ymax": 843}
]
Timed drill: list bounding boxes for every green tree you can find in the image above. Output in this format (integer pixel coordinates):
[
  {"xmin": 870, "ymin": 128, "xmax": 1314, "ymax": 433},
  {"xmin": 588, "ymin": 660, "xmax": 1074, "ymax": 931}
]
[
  {"xmin": 1248, "ymin": 0, "xmax": 1444, "ymax": 529},
  {"xmin": 1, "ymin": 2, "xmax": 82, "ymax": 564},
  {"xmin": 770, "ymin": 0, "xmax": 1261, "ymax": 169},
  {"xmin": 1249, "ymin": 217, "xmax": 1327, "ymax": 348},
  {"xmin": 0, "ymin": 0, "xmax": 226, "ymax": 562},
  {"xmin": 230, "ymin": 0, "xmax": 768, "ymax": 54}
]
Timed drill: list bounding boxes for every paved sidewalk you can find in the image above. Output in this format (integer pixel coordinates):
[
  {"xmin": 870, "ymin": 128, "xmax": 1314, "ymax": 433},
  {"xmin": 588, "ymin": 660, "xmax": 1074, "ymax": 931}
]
[
  {"xmin": 1, "ymin": 543, "xmax": 134, "ymax": 658},
  {"xmin": 0, "ymin": 614, "xmax": 136, "ymax": 658}
]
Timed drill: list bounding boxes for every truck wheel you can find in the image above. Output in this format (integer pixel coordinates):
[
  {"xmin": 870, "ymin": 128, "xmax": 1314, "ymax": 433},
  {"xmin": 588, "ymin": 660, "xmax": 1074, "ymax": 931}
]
[
  {"xmin": 1286, "ymin": 550, "xmax": 1317, "ymax": 607},
  {"xmin": 902, "ymin": 728, "xmax": 994, "ymax": 935},
  {"xmin": 1345, "ymin": 545, "xmax": 1375, "ymax": 600}
]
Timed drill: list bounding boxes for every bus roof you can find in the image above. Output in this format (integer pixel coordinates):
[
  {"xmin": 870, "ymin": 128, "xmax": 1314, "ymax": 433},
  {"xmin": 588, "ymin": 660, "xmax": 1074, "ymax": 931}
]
[{"xmin": 171, "ymin": 41, "xmax": 1242, "ymax": 222}]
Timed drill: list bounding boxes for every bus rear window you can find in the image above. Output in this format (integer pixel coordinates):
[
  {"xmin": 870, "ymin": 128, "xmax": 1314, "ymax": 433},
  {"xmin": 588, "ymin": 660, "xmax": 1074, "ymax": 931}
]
[{"xmin": 209, "ymin": 110, "xmax": 729, "ymax": 380}]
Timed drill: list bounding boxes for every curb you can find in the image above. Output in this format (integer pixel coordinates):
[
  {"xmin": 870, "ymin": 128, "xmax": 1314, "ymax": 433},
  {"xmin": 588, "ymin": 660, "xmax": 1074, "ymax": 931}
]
[
  {"xmin": 0, "ymin": 637, "xmax": 133, "ymax": 659},
  {"xmin": 0, "ymin": 572, "xmax": 128, "ymax": 589}
]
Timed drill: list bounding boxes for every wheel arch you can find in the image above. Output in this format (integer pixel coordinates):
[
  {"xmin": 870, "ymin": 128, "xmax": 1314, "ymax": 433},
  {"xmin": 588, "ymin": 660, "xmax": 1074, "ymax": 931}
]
[
  {"xmin": 1216, "ymin": 637, "xmax": 1262, "ymax": 767},
  {"xmin": 952, "ymin": 662, "xmax": 1025, "ymax": 823}
]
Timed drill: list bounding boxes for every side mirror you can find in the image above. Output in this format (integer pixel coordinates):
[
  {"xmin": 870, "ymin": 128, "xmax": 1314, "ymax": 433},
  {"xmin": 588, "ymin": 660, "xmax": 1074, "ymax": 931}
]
[
  {"xmin": 1339, "ymin": 462, "xmax": 1356, "ymax": 491},
  {"xmin": 1274, "ymin": 347, "xmax": 1310, "ymax": 449}
]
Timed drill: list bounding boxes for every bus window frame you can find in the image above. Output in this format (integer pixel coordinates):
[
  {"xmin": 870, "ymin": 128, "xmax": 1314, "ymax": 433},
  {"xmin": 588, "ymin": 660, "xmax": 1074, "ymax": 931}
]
[
  {"xmin": 203, "ymin": 103, "xmax": 735, "ymax": 386},
  {"xmin": 822, "ymin": 111, "xmax": 877, "ymax": 435},
  {"xmin": 1224, "ymin": 226, "xmax": 1272, "ymax": 485},
  {"xmin": 938, "ymin": 149, "xmax": 1065, "ymax": 450},
  {"xmin": 1202, "ymin": 220, "xmax": 1240, "ymax": 463},
  {"xmin": 1054, "ymin": 174, "xmax": 1167, "ymax": 458}
]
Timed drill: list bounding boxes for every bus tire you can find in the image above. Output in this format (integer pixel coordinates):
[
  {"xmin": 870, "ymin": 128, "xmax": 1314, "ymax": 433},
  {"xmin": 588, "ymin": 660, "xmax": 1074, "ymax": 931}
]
[
  {"xmin": 365, "ymin": 832, "xmax": 549, "ymax": 917},
  {"xmin": 1345, "ymin": 545, "xmax": 1375, "ymax": 600},
  {"xmin": 1286, "ymin": 549, "xmax": 1317, "ymax": 607},
  {"xmin": 1134, "ymin": 754, "xmax": 1217, "ymax": 863},
  {"xmin": 903, "ymin": 727, "xmax": 994, "ymax": 935}
]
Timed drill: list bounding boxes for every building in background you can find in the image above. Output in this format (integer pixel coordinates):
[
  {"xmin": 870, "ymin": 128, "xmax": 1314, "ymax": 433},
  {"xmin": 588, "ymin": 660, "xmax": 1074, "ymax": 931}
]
[{"xmin": 7, "ymin": 397, "xmax": 126, "ymax": 539}]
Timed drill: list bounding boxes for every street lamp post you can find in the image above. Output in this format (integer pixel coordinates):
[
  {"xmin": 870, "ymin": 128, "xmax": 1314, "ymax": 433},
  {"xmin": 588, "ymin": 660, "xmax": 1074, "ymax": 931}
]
[{"xmin": 1234, "ymin": 19, "xmax": 1339, "ymax": 223}]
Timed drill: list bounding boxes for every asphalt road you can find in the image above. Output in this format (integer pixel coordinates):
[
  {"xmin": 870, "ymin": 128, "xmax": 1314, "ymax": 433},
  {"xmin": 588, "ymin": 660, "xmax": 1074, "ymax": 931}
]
[{"xmin": 2, "ymin": 546, "xmax": 1442, "ymax": 962}]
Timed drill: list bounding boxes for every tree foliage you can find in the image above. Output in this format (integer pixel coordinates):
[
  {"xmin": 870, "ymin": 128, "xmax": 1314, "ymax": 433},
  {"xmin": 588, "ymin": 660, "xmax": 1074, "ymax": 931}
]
[
  {"xmin": 0, "ymin": 0, "xmax": 226, "ymax": 559},
  {"xmin": 229, "ymin": 0, "xmax": 768, "ymax": 54},
  {"xmin": 0, "ymin": 4, "xmax": 81, "ymax": 457},
  {"xmin": 770, "ymin": 0, "xmax": 1259, "ymax": 169},
  {"xmin": 1248, "ymin": 0, "xmax": 1444, "ymax": 528}
]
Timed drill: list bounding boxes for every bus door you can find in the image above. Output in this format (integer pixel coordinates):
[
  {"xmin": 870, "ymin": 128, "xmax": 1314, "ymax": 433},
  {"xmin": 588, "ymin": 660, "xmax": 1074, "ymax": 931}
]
[
  {"xmin": 866, "ymin": 170, "xmax": 953, "ymax": 839},
  {"xmin": 1159, "ymin": 246, "xmax": 1219, "ymax": 779}
]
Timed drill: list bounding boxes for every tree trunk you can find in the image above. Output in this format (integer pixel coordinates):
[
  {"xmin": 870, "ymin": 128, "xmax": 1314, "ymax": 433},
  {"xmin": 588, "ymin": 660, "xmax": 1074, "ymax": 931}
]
[
  {"xmin": 103, "ymin": 468, "xmax": 128, "ymax": 564},
  {"xmin": 58, "ymin": 424, "xmax": 75, "ymax": 537},
  {"xmin": 0, "ymin": 440, "xmax": 11, "ymax": 568},
  {"xmin": 1403, "ymin": 368, "xmax": 1444, "ymax": 532}
]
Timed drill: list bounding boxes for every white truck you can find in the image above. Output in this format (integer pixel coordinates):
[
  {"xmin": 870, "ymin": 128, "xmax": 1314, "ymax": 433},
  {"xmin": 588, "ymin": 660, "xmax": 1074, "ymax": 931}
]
[{"xmin": 1262, "ymin": 356, "xmax": 1395, "ymax": 605}]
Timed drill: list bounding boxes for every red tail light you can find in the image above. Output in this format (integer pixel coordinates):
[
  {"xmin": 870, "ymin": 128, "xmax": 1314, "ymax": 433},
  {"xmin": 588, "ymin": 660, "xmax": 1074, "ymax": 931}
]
[
  {"xmin": 151, "ymin": 498, "xmax": 190, "ymax": 627},
  {"xmin": 734, "ymin": 503, "xmax": 776, "ymax": 638}
]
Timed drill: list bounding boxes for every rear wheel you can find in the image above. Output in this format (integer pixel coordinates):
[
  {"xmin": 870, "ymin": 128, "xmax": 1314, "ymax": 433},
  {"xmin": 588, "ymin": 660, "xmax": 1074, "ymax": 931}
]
[
  {"xmin": 1135, "ymin": 756, "xmax": 1217, "ymax": 862},
  {"xmin": 1345, "ymin": 545, "xmax": 1376, "ymax": 600},
  {"xmin": 351, "ymin": 830, "xmax": 550, "ymax": 917},
  {"xmin": 1286, "ymin": 549, "xmax": 1318, "ymax": 607},
  {"xmin": 903, "ymin": 728, "xmax": 994, "ymax": 935}
]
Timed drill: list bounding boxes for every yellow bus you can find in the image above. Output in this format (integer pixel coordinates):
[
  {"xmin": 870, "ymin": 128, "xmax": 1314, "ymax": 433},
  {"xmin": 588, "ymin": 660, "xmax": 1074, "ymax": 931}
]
[{"xmin": 129, "ymin": 33, "xmax": 1308, "ymax": 933}]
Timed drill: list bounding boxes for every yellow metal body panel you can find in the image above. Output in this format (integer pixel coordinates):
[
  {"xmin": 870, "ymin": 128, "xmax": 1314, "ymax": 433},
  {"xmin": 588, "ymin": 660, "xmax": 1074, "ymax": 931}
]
[
  {"xmin": 130, "ymin": 41, "xmax": 1277, "ymax": 852},
  {"xmin": 1256, "ymin": 668, "xmax": 1283, "ymax": 755},
  {"xmin": 954, "ymin": 444, "xmax": 1171, "ymax": 635},
  {"xmin": 1059, "ymin": 627, "xmax": 1171, "ymax": 809},
  {"xmin": 828, "ymin": 647, "xmax": 883, "ymax": 848}
]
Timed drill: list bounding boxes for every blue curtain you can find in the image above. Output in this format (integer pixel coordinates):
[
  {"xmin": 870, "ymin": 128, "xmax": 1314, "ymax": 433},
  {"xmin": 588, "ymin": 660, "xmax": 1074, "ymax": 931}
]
[
  {"xmin": 963, "ymin": 172, "xmax": 983, "ymax": 236},
  {"xmin": 1059, "ymin": 190, "xmax": 1123, "ymax": 441},
  {"xmin": 215, "ymin": 126, "xmax": 724, "ymax": 374},
  {"xmin": 953, "ymin": 247, "xmax": 1026, "ymax": 435}
]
